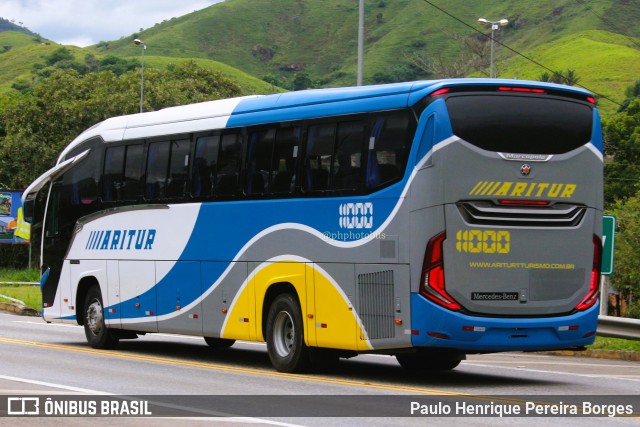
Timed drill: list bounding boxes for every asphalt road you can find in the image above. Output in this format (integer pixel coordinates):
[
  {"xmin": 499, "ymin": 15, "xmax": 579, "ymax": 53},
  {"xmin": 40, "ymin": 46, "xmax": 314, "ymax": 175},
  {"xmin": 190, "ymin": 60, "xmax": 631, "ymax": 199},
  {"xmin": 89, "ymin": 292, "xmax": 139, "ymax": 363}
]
[{"xmin": 0, "ymin": 311, "xmax": 638, "ymax": 426}]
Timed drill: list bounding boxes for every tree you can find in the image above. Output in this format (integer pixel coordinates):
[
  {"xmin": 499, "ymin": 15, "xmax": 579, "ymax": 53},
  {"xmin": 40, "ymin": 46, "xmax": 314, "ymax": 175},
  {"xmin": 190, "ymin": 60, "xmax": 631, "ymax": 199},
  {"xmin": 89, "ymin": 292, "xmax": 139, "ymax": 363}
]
[
  {"xmin": 603, "ymin": 97, "xmax": 640, "ymax": 207},
  {"xmin": 0, "ymin": 62, "xmax": 241, "ymax": 189},
  {"xmin": 407, "ymin": 34, "xmax": 490, "ymax": 78},
  {"xmin": 537, "ymin": 69, "xmax": 580, "ymax": 86},
  {"xmin": 610, "ymin": 191, "xmax": 640, "ymax": 317}
]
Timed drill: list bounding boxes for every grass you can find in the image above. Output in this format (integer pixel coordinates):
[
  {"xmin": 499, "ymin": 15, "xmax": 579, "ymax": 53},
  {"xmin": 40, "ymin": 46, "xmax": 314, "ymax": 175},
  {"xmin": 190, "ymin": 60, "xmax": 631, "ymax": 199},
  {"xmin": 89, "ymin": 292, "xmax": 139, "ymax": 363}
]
[
  {"xmin": 0, "ymin": 269, "xmax": 41, "ymax": 311},
  {"xmin": 0, "ymin": 284, "xmax": 41, "ymax": 311},
  {"xmin": 0, "ymin": 268, "xmax": 39, "ymax": 282},
  {"xmin": 590, "ymin": 337, "xmax": 640, "ymax": 352}
]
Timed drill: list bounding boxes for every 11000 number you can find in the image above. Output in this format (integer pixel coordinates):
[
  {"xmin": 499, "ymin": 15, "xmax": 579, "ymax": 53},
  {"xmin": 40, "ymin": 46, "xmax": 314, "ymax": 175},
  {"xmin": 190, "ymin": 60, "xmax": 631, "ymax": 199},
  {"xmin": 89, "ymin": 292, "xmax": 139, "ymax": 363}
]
[{"xmin": 455, "ymin": 230, "xmax": 510, "ymax": 254}]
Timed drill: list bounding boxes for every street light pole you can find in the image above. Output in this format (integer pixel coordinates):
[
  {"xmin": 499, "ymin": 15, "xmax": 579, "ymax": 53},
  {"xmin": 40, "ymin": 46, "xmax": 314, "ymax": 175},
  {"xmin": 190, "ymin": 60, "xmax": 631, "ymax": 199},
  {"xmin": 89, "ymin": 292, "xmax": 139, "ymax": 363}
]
[
  {"xmin": 133, "ymin": 38, "xmax": 146, "ymax": 113},
  {"xmin": 357, "ymin": 0, "xmax": 364, "ymax": 86},
  {"xmin": 477, "ymin": 18, "xmax": 508, "ymax": 78}
]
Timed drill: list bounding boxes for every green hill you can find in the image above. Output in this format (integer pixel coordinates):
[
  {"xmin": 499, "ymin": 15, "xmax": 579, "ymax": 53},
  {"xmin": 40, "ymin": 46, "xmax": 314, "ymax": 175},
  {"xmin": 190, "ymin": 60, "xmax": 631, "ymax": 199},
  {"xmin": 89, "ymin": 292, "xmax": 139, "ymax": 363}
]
[
  {"xmin": 1, "ymin": 0, "xmax": 639, "ymax": 115},
  {"xmin": 0, "ymin": 31, "xmax": 279, "ymax": 97},
  {"xmin": 88, "ymin": 0, "xmax": 639, "ymax": 114}
]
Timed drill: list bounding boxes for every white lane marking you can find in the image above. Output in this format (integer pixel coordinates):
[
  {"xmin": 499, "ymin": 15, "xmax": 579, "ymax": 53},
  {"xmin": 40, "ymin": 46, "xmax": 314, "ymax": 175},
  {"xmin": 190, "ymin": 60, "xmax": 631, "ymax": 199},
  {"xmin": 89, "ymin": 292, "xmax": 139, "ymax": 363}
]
[
  {"xmin": 0, "ymin": 374, "xmax": 111, "ymax": 394},
  {"xmin": 463, "ymin": 363, "xmax": 640, "ymax": 382}
]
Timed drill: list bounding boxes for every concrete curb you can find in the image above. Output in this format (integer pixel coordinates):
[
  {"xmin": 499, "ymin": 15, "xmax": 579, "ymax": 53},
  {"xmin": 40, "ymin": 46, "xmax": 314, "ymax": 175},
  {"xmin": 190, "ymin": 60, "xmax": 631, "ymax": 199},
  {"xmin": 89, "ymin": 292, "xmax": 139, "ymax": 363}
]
[
  {"xmin": 0, "ymin": 301, "xmax": 41, "ymax": 317},
  {"xmin": 540, "ymin": 348, "xmax": 640, "ymax": 362}
]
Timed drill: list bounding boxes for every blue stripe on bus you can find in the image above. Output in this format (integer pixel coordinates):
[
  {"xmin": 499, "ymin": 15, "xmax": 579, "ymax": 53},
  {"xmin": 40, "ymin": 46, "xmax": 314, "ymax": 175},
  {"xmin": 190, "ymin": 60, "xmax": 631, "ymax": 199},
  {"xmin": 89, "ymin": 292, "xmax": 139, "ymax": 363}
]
[
  {"xmin": 591, "ymin": 109, "xmax": 604, "ymax": 154},
  {"xmin": 409, "ymin": 293, "xmax": 599, "ymax": 351}
]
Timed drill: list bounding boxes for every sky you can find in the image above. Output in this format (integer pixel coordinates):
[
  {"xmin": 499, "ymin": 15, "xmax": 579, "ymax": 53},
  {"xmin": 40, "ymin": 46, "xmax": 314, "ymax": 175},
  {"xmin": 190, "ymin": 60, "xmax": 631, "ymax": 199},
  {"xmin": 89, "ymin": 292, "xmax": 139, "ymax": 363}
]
[{"xmin": 2, "ymin": 0, "xmax": 225, "ymax": 47}]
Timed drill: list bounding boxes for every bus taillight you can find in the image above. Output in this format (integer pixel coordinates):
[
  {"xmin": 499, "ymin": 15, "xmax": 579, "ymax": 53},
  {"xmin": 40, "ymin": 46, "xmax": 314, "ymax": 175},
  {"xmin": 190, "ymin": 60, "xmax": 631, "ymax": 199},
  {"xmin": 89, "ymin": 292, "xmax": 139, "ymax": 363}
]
[
  {"xmin": 420, "ymin": 232, "xmax": 462, "ymax": 311},
  {"xmin": 498, "ymin": 87, "xmax": 546, "ymax": 94},
  {"xmin": 575, "ymin": 235, "xmax": 602, "ymax": 311}
]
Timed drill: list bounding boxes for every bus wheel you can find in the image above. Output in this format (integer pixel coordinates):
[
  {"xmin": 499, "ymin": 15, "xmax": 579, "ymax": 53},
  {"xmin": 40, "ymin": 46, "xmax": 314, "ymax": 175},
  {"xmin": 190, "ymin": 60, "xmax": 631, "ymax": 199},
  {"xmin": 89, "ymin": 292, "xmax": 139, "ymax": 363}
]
[
  {"xmin": 396, "ymin": 352, "xmax": 462, "ymax": 371},
  {"xmin": 265, "ymin": 293, "xmax": 309, "ymax": 373},
  {"xmin": 83, "ymin": 286, "xmax": 119, "ymax": 350},
  {"xmin": 204, "ymin": 337, "xmax": 235, "ymax": 349}
]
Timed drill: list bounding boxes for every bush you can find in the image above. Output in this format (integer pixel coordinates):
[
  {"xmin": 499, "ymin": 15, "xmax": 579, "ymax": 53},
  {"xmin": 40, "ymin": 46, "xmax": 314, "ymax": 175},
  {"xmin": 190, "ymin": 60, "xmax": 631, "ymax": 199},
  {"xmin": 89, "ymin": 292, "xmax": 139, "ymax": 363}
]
[{"xmin": 0, "ymin": 244, "xmax": 31, "ymax": 269}]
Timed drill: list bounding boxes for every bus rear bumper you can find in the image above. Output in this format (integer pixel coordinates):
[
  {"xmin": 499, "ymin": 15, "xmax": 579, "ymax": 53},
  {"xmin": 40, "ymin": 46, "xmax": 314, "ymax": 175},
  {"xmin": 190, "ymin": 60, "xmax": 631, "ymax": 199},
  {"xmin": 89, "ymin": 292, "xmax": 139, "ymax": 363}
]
[{"xmin": 409, "ymin": 294, "xmax": 599, "ymax": 352}]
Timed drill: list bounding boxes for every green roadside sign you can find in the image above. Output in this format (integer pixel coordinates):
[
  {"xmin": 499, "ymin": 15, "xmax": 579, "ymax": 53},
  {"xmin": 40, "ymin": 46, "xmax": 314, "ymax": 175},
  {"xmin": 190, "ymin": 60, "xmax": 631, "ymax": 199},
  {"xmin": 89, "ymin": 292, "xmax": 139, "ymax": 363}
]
[{"xmin": 602, "ymin": 215, "xmax": 615, "ymax": 275}]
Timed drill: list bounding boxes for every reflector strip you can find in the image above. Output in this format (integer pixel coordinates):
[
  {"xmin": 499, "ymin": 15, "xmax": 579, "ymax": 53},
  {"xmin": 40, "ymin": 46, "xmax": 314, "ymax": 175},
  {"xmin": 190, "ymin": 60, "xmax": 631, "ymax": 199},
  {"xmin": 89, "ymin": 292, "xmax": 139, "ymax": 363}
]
[
  {"xmin": 427, "ymin": 331, "xmax": 449, "ymax": 339},
  {"xmin": 462, "ymin": 326, "xmax": 486, "ymax": 332}
]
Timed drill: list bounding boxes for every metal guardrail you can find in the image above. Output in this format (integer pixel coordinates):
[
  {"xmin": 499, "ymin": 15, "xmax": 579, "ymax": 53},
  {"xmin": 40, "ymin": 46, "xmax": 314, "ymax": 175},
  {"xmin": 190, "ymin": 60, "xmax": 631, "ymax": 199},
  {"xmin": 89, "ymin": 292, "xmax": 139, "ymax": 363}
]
[
  {"xmin": 0, "ymin": 281, "xmax": 39, "ymax": 286},
  {"xmin": 598, "ymin": 315, "xmax": 640, "ymax": 341}
]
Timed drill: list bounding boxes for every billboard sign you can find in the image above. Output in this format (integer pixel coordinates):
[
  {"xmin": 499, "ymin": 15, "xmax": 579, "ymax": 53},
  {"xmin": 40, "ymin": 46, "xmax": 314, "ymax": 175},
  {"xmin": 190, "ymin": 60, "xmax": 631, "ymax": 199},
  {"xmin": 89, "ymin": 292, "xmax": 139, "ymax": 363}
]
[{"xmin": 0, "ymin": 190, "xmax": 30, "ymax": 243}]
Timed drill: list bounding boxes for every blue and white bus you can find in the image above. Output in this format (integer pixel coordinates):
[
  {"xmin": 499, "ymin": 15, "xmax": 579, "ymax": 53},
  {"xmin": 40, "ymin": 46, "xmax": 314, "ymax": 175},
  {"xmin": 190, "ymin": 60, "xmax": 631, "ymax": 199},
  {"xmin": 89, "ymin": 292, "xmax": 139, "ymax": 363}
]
[{"xmin": 23, "ymin": 79, "xmax": 603, "ymax": 372}]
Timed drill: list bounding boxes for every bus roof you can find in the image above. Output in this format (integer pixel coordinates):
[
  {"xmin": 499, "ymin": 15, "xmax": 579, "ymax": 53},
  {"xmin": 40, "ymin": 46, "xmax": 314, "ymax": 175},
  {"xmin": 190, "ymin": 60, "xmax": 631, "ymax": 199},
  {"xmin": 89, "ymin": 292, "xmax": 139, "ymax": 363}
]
[{"xmin": 60, "ymin": 79, "xmax": 594, "ymax": 162}]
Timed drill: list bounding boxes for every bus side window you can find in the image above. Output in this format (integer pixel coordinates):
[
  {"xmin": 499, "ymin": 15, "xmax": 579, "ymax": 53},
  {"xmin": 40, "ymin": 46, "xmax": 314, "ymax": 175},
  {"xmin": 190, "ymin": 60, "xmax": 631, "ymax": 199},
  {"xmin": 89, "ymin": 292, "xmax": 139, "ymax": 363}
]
[
  {"xmin": 103, "ymin": 146, "xmax": 125, "ymax": 202},
  {"xmin": 366, "ymin": 112, "xmax": 410, "ymax": 190},
  {"xmin": 332, "ymin": 121, "xmax": 365, "ymax": 192},
  {"xmin": 272, "ymin": 127, "xmax": 301, "ymax": 194},
  {"xmin": 216, "ymin": 133, "xmax": 242, "ymax": 197},
  {"xmin": 122, "ymin": 144, "xmax": 143, "ymax": 201},
  {"xmin": 246, "ymin": 129, "xmax": 275, "ymax": 195},
  {"xmin": 192, "ymin": 135, "xmax": 220, "ymax": 198},
  {"xmin": 303, "ymin": 123, "xmax": 335, "ymax": 192},
  {"xmin": 145, "ymin": 141, "xmax": 170, "ymax": 200},
  {"xmin": 165, "ymin": 139, "xmax": 191, "ymax": 199}
]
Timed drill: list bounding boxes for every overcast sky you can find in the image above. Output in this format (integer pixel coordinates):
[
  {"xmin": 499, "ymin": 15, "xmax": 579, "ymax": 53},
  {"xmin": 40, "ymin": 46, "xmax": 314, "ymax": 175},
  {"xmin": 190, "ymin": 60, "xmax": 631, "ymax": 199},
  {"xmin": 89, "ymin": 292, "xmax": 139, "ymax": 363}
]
[{"xmin": 2, "ymin": 0, "xmax": 225, "ymax": 47}]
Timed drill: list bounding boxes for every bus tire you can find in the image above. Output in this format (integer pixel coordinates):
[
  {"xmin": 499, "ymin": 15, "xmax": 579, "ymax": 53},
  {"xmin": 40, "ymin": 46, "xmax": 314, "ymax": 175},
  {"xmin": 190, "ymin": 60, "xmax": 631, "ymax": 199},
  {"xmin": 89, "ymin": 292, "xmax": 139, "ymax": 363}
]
[
  {"xmin": 83, "ymin": 285, "xmax": 119, "ymax": 350},
  {"xmin": 396, "ymin": 352, "xmax": 462, "ymax": 371},
  {"xmin": 204, "ymin": 337, "xmax": 235, "ymax": 349},
  {"xmin": 265, "ymin": 293, "xmax": 309, "ymax": 373}
]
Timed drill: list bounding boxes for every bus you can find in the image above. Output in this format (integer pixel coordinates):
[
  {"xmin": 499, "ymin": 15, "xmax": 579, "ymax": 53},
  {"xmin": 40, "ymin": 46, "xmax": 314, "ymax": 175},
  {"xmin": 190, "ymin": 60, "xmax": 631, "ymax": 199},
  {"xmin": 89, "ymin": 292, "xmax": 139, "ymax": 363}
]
[{"xmin": 23, "ymin": 78, "xmax": 603, "ymax": 373}]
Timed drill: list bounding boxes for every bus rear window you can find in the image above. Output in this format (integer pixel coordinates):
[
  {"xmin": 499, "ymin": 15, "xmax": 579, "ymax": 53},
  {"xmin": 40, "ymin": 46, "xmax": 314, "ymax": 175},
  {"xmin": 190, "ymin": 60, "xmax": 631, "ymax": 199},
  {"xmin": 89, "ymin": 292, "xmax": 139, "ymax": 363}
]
[{"xmin": 445, "ymin": 95, "xmax": 593, "ymax": 154}]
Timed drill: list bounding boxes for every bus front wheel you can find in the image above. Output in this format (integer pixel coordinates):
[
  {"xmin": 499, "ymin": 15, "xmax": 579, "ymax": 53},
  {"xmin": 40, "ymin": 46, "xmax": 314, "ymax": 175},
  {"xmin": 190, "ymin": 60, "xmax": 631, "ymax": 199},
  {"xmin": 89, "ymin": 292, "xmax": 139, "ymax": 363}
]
[
  {"xmin": 265, "ymin": 293, "xmax": 309, "ymax": 373},
  {"xmin": 83, "ymin": 285, "xmax": 119, "ymax": 350}
]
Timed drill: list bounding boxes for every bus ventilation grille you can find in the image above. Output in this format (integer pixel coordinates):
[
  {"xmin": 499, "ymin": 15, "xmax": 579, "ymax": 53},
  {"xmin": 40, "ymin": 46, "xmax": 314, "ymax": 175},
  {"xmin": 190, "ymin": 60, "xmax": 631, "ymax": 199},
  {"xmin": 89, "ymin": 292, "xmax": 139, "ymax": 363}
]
[
  {"xmin": 357, "ymin": 270, "xmax": 395, "ymax": 340},
  {"xmin": 457, "ymin": 202, "xmax": 586, "ymax": 228}
]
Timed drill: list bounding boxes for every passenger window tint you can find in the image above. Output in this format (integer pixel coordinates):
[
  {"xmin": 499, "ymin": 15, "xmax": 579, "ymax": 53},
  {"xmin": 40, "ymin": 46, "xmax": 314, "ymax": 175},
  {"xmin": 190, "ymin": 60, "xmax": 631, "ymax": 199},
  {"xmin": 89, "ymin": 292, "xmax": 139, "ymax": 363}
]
[
  {"xmin": 246, "ymin": 129, "xmax": 275, "ymax": 195},
  {"xmin": 192, "ymin": 135, "xmax": 220, "ymax": 197},
  {"xmin": 122, "ymin": 144, "xmax": 143, "ymax": 201},
  {"xmin": 272, "ymin": 127, "xmax": 301, "ymax": 193},
  {"xmin": 334, "ymin": 121, "xmax": 365, "ymax": 191},
  {"xmin": 304, "ymin": 123, "xmax": 335, "ymax": 192},
  {"xmin": 217, "ymin": 134, "xmax": 242, "ymax": 197},
  {"xmin": 103, "ymin": 144, "xmax": 143, "ymax": 202},
  {"xmin": 103, "ymin": 146, "xmax": 125, "ymax": 202},
  {"xmin": 366, "ymin": 112, "xmax": 410, "ymax": 189},
  {"xmin": 445, "ymin": 95, "xmax": 592, "ymax": 154},
  {"xmin": 303, "ymin": 120, "xmax": 367, "ymax": 193},
  {"xmin": 165, "ymin": 139, "xmax": 190, "ymax": 198},
  {"xmin": 145, "ymin": 141, "xmax": 170, "ymax": 200}
]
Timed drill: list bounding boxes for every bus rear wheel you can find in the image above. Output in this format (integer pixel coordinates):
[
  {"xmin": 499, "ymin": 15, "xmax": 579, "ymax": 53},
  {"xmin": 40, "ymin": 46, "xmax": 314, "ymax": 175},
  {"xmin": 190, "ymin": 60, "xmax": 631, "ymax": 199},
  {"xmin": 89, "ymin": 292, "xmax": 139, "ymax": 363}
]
[
  {"xmin": 83, "ymin": 285, "xmax": 119, "ymax": 349},
  {"xmin": 265, "ymin": 293, "xmax": 309, "ymax": 373}
]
